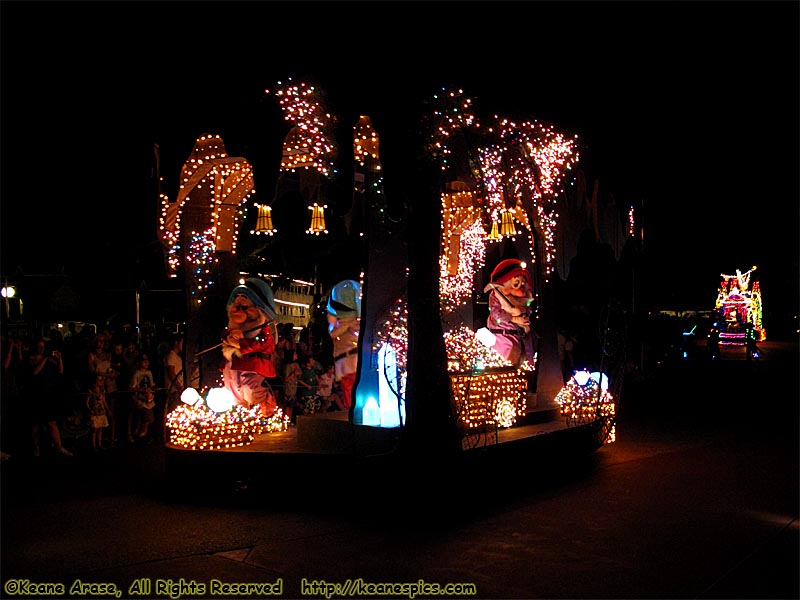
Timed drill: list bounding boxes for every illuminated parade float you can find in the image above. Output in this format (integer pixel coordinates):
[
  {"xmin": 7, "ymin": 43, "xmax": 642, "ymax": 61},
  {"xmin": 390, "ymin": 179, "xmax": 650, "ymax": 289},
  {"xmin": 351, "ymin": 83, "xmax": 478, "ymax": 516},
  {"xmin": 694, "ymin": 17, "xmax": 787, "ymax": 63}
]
[
  {"xmin": 161, "ymin": 81, "xmax": 626, "ymax": 489},
  {"xmin": 714, "ymin": 266, "xmax": 765, "ymax": 345}
]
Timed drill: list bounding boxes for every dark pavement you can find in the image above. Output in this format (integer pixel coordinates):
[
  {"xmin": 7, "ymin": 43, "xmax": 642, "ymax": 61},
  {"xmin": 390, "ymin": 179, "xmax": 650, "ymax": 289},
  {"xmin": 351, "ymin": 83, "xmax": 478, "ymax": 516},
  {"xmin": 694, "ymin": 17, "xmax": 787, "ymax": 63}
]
[{"xmin": 1, "ymin": 341, "xmax": 797, "ymax": 599}]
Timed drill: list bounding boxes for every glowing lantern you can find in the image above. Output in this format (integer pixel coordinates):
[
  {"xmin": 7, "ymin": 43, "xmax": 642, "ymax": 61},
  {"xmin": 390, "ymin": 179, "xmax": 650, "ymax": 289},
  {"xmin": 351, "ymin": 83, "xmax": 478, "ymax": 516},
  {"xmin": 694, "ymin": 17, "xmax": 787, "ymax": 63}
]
[
  {"xmin": 487, "ymin": 219, "xmax": 502, "ymax": 241},
  {"xmin": 499, "ymin": 208, "xmax": 516, "ymax": 237},
  {"xmin": 307, "ymin": 203, "xmax": 327, "ymax": 234},
  {"xmin": 255, "ymin": 204, "xmax": 276, "ymax": 234}
]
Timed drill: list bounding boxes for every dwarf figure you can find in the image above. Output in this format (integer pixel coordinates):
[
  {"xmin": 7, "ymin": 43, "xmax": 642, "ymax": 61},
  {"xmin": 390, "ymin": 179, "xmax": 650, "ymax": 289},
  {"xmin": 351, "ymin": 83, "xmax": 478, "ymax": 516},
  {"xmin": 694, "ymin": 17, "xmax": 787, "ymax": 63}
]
[
  {"xmin": 221, "ymin": 277, "xmax": 278, "ymax": 416},
  {"xmin": 326, "ymin": 279, "xmax": 361, "ymax": 411},
  {"xmin": 483, "ymin": 258, "xmax": 535, "ymax": 365}
]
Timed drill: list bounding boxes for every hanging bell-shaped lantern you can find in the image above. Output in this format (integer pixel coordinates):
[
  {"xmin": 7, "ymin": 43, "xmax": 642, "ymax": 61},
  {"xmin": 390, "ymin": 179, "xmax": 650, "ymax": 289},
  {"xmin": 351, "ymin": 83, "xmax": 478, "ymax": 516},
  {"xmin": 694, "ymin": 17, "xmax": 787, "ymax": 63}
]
[
  {"xmin": 499, "ymin": 208, "xmax": 516, "ymax": 237},
  {"xmin": 255, "ymin": 204, "xmax": 276, "ymax": 235},
  {"xmin": 307, "ymin": 203, "xmax": 328, "ymax": 235},
  {"xmin": 487, "ymin": 219, "xmax": 502, "ymax": 241}
]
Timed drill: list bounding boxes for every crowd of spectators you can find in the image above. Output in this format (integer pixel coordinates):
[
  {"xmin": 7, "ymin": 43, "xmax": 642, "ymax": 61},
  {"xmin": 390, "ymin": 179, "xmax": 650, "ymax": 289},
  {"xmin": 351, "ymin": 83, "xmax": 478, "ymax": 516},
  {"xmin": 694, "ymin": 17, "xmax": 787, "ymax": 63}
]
[
  {"xmin": 0, "ymin": 319, "xmax": 345, "ymax": 461},
  {"xmin": 269, "ymin": 322, "xmax": 346, "ymax": 424},
  {"xmin": 0, "ymin": 324, "xmax": 182, "ymax": 460}
]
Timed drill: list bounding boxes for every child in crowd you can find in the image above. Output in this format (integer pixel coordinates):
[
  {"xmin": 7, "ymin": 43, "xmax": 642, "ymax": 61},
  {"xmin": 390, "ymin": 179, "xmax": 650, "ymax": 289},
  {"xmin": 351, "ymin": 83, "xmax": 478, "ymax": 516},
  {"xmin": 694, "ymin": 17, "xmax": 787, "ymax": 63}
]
[
  {"xmin": 316, "ymin": 363, "xmax": 335, "ymax": 412},
  {"xmin": 86, "ymin": 373, "xmax": 110, "ymax": 451},
  {"xmin": 330, "ymin": 380, "xmax": 348, "ymax": 411},
  {"xmin": 282, "ymin": 350, "xmax": 302, "ymax": 423},
  {"xmin": 298, "ymin": 354, "xmax": 318, "ymax": 415},
  {"xmin": 129, "ymin": 355, "xmax": 156, "ymax": 442}
]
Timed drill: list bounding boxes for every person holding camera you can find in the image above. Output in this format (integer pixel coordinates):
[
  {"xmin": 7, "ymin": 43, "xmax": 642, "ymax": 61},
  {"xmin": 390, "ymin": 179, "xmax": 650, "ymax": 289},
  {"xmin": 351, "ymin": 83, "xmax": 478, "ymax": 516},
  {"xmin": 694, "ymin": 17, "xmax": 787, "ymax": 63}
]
[{"xmin": 23, "ymin": 338, "xmax": 72, "ymax": 457}]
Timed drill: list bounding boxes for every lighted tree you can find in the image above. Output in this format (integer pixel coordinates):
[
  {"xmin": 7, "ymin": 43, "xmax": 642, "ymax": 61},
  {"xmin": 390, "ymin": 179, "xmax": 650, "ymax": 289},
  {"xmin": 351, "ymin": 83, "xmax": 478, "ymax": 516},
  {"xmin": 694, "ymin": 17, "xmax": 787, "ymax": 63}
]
[{"xmin": 159, "ymin": 134, "xmax": 256, "ymax": 388}]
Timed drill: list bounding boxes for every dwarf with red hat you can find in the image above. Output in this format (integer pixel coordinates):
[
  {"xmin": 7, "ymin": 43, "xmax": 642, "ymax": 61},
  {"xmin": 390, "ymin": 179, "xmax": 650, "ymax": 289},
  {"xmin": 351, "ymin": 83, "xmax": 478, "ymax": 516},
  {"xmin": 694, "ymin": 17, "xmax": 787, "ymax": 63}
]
[
  {"xmin": 221, "ymin": 277, "xmax": 279, "ymax": 416},
  {"xmin": 483, "ymin": 258, "xmax": 535, "ymax": 365}
]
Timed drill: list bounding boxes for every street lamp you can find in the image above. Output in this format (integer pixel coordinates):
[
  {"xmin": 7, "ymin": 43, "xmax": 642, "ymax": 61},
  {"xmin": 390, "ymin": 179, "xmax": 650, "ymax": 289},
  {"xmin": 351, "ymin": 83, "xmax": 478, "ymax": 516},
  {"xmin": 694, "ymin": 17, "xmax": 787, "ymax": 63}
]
[{"xmin": 1, "ymin": 284, "xmax": 16, "ymax": 319}]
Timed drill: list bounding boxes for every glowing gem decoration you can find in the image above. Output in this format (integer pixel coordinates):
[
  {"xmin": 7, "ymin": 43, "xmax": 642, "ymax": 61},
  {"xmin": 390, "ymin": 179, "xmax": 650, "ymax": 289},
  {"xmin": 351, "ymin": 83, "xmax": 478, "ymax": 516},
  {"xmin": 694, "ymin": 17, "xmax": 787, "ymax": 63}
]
[
  {"xmin": 573, "ymin": 370, "xmax": 590, "ymax": 386},
  {"xmin": 475, "ymin": 327, "xmax": 497, "ymax": 348},
  {"xmin": 574, "ymin": 370, "xmax": 609, "ymax": 390},
  {"xmin": 180, "ymin": 387, "xmax": 202, "ymax": 406},
  {"xmin": 205, "ymin": 386, "xmax": 236, "ymax": 413},
  {"xmin": 590, "ymin": 371, "xmax": 609, "ymax": 391}
]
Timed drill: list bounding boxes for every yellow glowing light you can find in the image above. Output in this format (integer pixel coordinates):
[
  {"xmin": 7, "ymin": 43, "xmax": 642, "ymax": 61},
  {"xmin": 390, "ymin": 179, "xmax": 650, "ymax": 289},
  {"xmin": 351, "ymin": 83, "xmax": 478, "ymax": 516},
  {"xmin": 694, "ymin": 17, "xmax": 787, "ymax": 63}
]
[
  {"xmin": 307, "ymin": 203, "xmax": 327, "ymax": 234},
  {"xmin": 499, "ymin": 208, "xmax": 516, "ymax": 237},
  {"xmin": 255, "ymin": 204, "xmax": 276, "ymax": 235},
  {"xmin": 450, "ymin": 369, "xmax": 527, "ymax": 429},
  {"xmin": 487, "ymin": 220, "xmax": 502, "ymax": 241},
  {"xmin": 166, "ymin": 404, "xmax": 290, "ymax": 451}
]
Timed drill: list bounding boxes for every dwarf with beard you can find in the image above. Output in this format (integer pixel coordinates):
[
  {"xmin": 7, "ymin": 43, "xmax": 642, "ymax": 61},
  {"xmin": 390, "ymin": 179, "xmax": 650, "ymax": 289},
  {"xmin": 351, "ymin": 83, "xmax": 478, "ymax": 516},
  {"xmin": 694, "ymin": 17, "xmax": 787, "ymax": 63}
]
[
  {"xmin": 483, "ymin": 258, "xmax": 535, "ymax": 366},
  {"xmin": 221, "ymin": 278, "xmax": 278, "ymax": 416},
  {"xmin": 326, "ymin": 279, "xmax": 361, "ymax": 411}
]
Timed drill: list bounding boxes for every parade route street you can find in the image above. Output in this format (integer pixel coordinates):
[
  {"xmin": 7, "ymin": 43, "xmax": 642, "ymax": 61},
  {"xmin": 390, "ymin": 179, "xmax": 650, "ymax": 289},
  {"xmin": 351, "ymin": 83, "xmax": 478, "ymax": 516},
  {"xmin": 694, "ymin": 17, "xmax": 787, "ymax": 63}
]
[{"xmin": 1, "ymin": 341, "xmax": 797, "ymax": 599}]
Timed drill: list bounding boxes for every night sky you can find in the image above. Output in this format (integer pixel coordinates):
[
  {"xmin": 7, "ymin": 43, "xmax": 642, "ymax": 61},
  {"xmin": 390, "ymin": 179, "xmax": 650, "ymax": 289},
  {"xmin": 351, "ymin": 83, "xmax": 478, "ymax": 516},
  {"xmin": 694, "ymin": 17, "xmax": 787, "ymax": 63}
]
[{"xmin": 1, "ymin": 1, "xmax": 797, "ymax": 318}]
